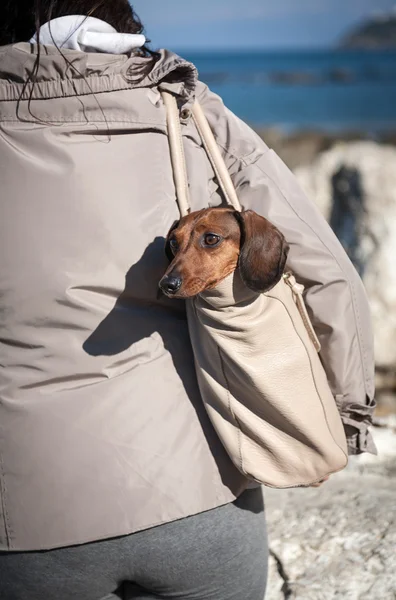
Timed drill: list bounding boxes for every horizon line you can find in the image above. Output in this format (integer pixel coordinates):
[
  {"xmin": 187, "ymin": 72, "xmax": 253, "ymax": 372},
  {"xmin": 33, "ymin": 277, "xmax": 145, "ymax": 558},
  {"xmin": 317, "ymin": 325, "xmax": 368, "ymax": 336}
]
[{"xmin": 170, "ymin": 46, "xmax": 396, "ymax": 54}]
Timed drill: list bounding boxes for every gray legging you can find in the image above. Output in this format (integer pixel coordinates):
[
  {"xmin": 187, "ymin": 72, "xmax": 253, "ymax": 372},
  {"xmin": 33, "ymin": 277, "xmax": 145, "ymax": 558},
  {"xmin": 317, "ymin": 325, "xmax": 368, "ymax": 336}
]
[{"xmin": 0, "ymin": 487, "xmax": 268, "ymax": 600}]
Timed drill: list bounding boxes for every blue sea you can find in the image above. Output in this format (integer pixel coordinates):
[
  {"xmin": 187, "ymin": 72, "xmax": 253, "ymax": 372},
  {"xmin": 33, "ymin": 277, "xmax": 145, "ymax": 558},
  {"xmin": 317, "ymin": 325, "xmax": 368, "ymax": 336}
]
[{"xmin": 182, "ymin": 49, "xmax": 396, "ymax": 133}]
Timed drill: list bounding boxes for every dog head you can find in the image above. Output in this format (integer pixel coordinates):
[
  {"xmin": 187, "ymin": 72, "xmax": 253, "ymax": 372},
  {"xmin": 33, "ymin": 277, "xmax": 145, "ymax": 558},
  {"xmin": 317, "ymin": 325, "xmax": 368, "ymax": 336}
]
[{"xmin": 159, "ymin": 207, "xmax": 289, "ymax": 298}]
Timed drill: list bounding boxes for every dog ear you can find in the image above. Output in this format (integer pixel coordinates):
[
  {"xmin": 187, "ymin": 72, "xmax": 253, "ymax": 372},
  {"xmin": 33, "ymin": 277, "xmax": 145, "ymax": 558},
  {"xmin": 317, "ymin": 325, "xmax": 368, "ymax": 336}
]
[
  {"xmin": 234, "ymin": 210, "xmax": 289, "ymax": 293},
  {"xmin": 165, "ymin": 220, "xmax": 180, "ymax": 263}
]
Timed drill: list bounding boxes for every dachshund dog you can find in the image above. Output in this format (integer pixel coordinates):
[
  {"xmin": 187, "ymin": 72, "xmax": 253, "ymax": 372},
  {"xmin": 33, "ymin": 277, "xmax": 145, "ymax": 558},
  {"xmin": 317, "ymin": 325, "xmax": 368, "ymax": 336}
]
[{"xmin": 159, "ymin": 207, "xmax": 289, "ymax": 298}]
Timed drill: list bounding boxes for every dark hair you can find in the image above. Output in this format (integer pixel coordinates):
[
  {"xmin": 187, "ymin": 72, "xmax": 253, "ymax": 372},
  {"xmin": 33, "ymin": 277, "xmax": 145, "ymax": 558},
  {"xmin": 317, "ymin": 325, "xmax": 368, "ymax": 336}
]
[
  {"xmin": 2, "ymin": 0, "xmax": 155, "ymax": 58},
  {"xmin": 6, "ymin": 1, "xmax": 159, "ymax": 124}
]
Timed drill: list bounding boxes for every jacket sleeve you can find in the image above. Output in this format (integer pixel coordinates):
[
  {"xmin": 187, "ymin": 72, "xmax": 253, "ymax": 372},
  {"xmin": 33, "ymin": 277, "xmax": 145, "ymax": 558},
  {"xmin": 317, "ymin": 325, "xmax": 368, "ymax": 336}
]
[{"xmin": 195, "ymin": 82, "xmax": 377, "ymax": 455}]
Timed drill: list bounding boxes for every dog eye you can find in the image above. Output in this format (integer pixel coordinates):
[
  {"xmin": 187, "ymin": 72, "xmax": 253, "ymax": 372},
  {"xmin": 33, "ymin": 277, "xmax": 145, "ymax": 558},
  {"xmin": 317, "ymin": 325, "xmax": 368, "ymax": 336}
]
[
  {"xmin": 204, "ymin": 234, "xmax": 221, "ymax": 247},
  {"xmin": 169, "ymin": 238, "xmax": 179, "ymax": 254}
]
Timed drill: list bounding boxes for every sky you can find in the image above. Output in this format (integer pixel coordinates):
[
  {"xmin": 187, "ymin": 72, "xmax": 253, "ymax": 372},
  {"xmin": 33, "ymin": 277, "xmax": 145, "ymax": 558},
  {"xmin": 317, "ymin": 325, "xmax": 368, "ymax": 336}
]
[{"xmin": 132, "ymin": 0, "xmax": 396, "ymax": 50}]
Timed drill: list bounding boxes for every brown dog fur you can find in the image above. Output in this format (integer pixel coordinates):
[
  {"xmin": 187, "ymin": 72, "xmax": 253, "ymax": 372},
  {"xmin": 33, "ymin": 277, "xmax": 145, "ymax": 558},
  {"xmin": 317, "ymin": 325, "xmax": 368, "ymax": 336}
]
[{"xmin": 159, "ymin": 207, "xmax": 289, "ymax": 298}]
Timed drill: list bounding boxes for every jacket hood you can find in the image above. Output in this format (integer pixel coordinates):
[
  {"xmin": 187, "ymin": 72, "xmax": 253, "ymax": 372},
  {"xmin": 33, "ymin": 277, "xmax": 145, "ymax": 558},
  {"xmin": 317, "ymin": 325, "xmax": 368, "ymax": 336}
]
[{"xmin": 0, "ymin": 44, "xmax": 198, "ymax": 102}]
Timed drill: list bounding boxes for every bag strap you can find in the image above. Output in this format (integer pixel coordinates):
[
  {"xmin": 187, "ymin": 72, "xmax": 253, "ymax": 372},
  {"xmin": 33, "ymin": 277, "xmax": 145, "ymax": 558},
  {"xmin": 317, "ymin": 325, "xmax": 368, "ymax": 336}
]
[
  {"xmin": 162, "ymin": 90, "xmax": 242, "ymax": 215},
  {"xmin": 283, "ymin": 273, "xmax": 322, "ymax": 352},
  {"xmin": 191, "ymin": 102, "xmax": 242, "ymax": 212},
  {"xmin": 162, "ymin": 91, "xmax": 191, "ymax": 218}
]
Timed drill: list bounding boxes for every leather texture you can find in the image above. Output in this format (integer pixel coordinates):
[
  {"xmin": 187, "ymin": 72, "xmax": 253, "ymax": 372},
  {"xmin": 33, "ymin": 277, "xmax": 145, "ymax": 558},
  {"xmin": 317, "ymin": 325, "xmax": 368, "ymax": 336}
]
[
  {"xmin": 187, "ymin": 272, "xmax": 348, "ymax": 487},
  {"xmin": 164, "ymin": 91, "xmax": 348, "ymax": 487}
]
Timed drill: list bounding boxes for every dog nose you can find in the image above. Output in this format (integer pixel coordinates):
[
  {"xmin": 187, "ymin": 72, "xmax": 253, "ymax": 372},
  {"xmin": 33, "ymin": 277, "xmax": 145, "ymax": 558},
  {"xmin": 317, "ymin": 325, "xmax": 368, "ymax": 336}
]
[{"xmin": 160, "ymin": 275, "xmax": 182, "ymax": 295}]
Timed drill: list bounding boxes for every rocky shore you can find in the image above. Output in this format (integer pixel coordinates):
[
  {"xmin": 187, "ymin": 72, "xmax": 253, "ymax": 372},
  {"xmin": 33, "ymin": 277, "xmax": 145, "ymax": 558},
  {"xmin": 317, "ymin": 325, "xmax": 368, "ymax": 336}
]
[
  {"xmin": 256, "ymin": 127, "xmax": 396, "ymax": 171},
  {"xmin": 265, "ymin": 420, "xmax": 396, "ymax": 599}
]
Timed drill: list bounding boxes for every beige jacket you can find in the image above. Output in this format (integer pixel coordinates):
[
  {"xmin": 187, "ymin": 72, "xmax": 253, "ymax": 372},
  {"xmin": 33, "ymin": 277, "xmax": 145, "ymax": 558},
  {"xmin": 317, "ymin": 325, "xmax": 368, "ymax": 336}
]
[{"xmin": 0, "ymin": 44, "xmax": 375, "ymax": 551}]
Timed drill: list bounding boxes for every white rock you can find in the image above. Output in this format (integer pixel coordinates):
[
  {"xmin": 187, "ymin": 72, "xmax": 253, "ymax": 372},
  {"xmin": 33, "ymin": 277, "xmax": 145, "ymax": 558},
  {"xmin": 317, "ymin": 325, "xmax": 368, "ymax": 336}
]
[
  {"xmin": 264, "ymin": 425, "xmax": 396, "ymax": 599},
  {"xmin": 295, "ymin": 142, "xmax": 396, "ymax": 369}
]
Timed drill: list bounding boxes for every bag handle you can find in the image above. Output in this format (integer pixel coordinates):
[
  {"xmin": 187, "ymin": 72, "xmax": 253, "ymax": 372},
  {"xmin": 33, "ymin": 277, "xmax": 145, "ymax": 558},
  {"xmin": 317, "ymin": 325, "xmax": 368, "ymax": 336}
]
[
  {"xmin": 191, "ymin": 102, "xmax": 242, "ymax": 212},
  {"xmin": 162, "ymin": 91, "xmax": 242, "ymax": 215},
  {"xmin": 162, "ymin": 91, "xmax": 191, "ymax": 218}
]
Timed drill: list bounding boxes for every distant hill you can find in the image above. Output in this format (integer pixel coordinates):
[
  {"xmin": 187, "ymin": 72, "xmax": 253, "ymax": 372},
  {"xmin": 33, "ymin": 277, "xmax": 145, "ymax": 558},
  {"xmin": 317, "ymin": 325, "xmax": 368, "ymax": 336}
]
[{"xmin": 340, "ymin": 14, "xmax": 396, "ymax": 49}]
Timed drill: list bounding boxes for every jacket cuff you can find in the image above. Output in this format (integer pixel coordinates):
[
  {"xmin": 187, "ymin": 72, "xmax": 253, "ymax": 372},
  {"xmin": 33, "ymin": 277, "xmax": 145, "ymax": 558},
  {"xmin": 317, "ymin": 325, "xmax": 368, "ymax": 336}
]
[{"xmin": 336, "ymin": 396, "xmax": 378, "ymax": 456}]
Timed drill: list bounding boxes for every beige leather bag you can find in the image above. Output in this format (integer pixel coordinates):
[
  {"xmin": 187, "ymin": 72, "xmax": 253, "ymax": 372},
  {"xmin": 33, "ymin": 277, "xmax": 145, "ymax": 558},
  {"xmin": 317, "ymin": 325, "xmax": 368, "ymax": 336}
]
[{"xmin": 163, "ymin": 92, "xmax": 348, "ymax": 488}]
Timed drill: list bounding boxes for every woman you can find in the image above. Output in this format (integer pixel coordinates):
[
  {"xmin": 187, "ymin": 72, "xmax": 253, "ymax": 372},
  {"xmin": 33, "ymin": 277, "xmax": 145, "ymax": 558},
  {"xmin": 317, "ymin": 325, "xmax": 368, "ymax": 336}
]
[{"xmin": 0, "ymin": 2, "xmax": 376, "ymax": 599}]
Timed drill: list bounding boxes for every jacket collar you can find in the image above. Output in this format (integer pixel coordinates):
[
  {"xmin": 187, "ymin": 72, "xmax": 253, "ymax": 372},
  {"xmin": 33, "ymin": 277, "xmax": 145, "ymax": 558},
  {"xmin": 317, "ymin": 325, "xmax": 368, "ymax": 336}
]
[{"xmin": 0, "ymin": 44, "xmax": 198, "ymax": 101}]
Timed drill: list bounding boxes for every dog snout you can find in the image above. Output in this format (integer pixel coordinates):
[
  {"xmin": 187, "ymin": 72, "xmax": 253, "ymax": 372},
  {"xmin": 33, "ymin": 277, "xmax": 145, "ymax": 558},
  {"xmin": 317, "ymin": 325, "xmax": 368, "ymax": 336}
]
[{"xmin": 160, "ymin": 274, "xmax": 182, "ymax": 296}]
